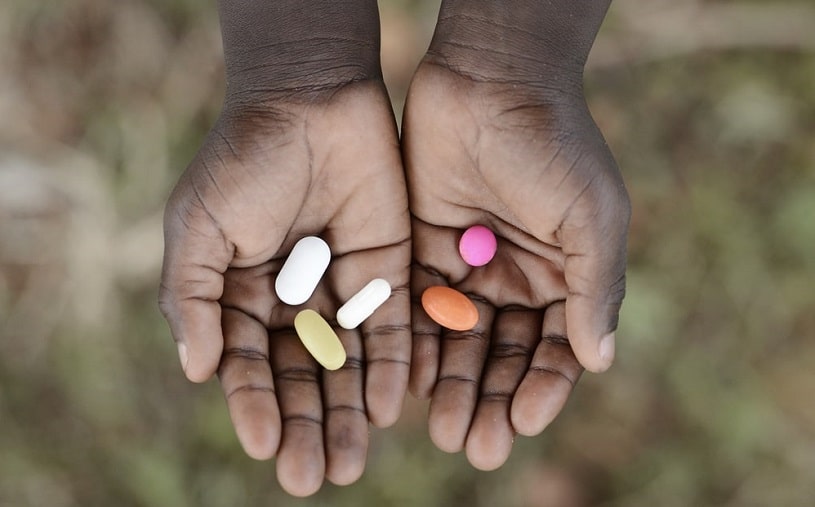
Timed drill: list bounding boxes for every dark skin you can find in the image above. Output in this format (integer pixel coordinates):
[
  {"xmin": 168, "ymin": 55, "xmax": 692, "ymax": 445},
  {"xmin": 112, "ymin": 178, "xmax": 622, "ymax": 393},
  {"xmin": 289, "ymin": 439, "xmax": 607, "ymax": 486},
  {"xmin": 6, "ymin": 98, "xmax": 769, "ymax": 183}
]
[
  {"xmin": 159, "ymin": 0, "xmax": 411, "ymax": 496},
  {"xmin": 161, "ymin": 82, "xmax": 412, "ymax": 496},
  {"xmin": 403, "ymin": 0, "xmax": 630, "ymax": 470},
  {"xmin": 159, "ymin": 0, "xmax": 629, "ymax": 495}
]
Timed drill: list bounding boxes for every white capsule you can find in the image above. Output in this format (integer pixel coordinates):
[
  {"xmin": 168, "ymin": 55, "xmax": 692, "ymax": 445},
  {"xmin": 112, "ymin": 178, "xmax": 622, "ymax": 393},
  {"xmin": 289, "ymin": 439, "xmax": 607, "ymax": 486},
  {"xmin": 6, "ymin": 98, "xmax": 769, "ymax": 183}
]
[
  {"xmin": 275, "ymin": 236, "xmax": 331, "ymax": 305},
  {"xmin": 336, "ymin": 278, "xmax": 392, "ymax": 329}
]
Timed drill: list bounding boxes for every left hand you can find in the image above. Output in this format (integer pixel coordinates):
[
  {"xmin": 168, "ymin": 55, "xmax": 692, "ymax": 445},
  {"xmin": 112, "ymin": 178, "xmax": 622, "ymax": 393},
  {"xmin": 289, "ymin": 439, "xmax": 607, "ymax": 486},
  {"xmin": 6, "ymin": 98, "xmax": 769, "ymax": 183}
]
[{"xmin": 402, "ymin": 59, "xmax": 629, "ymax": 470}]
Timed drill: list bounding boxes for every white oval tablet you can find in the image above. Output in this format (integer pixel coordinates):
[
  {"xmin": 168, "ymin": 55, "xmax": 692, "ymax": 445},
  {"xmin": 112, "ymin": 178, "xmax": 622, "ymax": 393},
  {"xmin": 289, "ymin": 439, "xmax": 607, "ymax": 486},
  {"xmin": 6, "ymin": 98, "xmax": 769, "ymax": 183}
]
[
  {"xmin": 275, "ymin": 236, "xmax": 331, "ymax": 305},
  {"xmin": 336, "ymin": 278, "xmax": 392, "ymax": 329}
]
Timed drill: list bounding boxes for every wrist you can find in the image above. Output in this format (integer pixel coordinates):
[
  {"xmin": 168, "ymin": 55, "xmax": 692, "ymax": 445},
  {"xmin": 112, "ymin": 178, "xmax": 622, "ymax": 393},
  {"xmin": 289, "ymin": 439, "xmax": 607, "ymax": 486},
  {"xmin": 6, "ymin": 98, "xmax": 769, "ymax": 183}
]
[
  {"xmin": 219, "ymin": 0, "xmax": 382, "ymax": 101},
  {"xmin": 426, "ymin": 0, "xmax": 611, "ymax": 90}
]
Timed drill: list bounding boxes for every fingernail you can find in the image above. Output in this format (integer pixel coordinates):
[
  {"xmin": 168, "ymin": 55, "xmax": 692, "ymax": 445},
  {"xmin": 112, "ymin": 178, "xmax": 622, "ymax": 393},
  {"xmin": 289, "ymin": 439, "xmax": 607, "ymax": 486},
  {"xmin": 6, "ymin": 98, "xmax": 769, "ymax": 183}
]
[
  {"xmin": 599, "ymin": 332, "xmax": 615, "ymax": 365},
  {"xmin": 177, "ymin": 343, "xmax": 189, "ymax": 372}
]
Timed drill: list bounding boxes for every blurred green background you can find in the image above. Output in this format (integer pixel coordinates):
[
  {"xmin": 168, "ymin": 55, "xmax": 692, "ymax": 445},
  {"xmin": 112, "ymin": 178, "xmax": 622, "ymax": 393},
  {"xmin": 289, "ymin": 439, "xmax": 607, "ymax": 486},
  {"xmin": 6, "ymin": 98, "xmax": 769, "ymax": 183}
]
[{"xmin": 1, "ymin": 0, "xmax": 813, "ymax": 505}]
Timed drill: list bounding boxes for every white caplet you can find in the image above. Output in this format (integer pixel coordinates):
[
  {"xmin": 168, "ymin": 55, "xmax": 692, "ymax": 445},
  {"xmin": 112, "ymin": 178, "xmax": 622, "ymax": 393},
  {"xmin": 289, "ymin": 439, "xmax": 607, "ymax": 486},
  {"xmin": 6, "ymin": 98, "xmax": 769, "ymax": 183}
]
[
  {"xmin": 336, "ymin": 278, "xmax": 392, "ymax": 329},
  {"xmin": 275, "ymin": 236, "xmax": 331, "ymax": 305}
]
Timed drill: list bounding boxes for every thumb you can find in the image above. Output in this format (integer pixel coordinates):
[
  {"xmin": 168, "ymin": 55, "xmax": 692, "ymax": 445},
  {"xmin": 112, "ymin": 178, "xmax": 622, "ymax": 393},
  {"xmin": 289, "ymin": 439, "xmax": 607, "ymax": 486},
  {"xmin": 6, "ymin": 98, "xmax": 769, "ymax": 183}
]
[
  {"xmin": 159, "ymin": 189, "xmax": 233, "ymax": 383},
  {"xmin": 561, "ymin": 185, "xmax": 630, "ymax": 373}
]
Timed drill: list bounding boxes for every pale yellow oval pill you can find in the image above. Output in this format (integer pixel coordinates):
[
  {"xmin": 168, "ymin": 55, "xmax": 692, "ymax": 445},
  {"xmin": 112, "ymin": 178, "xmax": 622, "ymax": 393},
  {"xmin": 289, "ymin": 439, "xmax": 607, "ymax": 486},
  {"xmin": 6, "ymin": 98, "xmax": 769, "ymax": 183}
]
[{"xmin": 294, "ymin": 309, "xmax": 346, "ymax": 370}]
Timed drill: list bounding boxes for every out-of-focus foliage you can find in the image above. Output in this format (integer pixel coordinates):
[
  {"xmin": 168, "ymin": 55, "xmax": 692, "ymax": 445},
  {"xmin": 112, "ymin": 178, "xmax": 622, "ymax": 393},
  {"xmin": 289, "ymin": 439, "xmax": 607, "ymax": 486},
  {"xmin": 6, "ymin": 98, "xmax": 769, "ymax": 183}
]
[{"xmin": 1, "ymin": 0, "xmax": 813, "ymax": 505}]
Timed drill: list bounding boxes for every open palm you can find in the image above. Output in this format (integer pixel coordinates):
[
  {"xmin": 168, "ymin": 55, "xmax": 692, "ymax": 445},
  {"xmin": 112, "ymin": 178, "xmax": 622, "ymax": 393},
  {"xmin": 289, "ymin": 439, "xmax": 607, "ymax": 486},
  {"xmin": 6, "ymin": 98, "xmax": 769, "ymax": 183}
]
[
  {"xmin": 159, "ymin": 83, "xmax": 410, "ymax": 495},
  {"xmin": 402, "ymin": 63, "xmax": 630, "ymax": 470}
]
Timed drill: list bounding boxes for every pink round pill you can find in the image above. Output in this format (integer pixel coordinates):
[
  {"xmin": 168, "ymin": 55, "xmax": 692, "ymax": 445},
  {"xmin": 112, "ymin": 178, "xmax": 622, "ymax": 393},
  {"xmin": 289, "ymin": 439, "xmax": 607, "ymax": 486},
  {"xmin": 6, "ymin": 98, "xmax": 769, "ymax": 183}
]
[{"xmin": 459, "ymin": 225, "xmax": 497, "ymax": 267}]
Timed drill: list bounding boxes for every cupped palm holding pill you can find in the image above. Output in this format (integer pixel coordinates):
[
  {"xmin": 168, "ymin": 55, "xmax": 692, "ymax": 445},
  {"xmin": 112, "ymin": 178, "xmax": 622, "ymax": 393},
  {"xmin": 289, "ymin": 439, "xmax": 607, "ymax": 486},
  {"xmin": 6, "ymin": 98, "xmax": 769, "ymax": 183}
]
[
  {"xmin": 159, "ymin": 82, "xmax": 411, "ymax": 495},
  {"xmin": 419, "ymin": 226, "xmax": 495, "ymax": 331},
  {"xmin": 274, "ymin": 239, "xmax": 392, "ymax": 368},
  {"xmin": 403, "ymin": 62, "xmax": 629, "ymax": 471},
  {"xmin": 159, "ymin": 0, "xmax": 630, "ymax": 495}
]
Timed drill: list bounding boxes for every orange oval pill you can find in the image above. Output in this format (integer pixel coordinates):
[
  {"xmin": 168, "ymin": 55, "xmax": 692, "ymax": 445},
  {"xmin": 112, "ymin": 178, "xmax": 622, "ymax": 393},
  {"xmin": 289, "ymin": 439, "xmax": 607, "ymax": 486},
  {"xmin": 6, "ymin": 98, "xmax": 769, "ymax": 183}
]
[{"xmin": 421, "ymin": 286, "xmax": 479, "ymax": 331}]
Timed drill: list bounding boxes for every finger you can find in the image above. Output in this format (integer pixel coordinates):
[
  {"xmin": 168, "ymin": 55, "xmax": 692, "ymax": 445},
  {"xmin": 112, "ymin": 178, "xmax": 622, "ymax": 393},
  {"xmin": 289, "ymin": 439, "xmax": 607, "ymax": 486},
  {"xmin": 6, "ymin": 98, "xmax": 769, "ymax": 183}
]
[
  {"xmin": 323, "ymin": 328, "xmax": 368, "ymax": 486},
  {"xmin": 465, "ymin": 307, "xmax": 541, "ymax": 471},
  {"xmin": 561, "ymin": 188, "xmax": 630, "ymax": 373},
  {"xmin": 511, "ymin": 302, "xmax": 583, "ymax": 436},
  {"xmin": 427, "ymin": 296, "xmax": 495, "ymax": 453},
  {"xmin": 409, "ymin": 261, "xmax": 445, "ymax": 399},
  {"xmin": 159, "ymin": 196, "xmax": 233, "ymax": 382},
  {"xmin": 361, "ymin": 283, "xmax": 411, "ymax": 427},
  {"xmin": 409, "ymin": 219, "xmax": 470, "ymax": 399},
  {"xmin": 330, "ymin": 246, "xmax": 411, "ymax": 429},
  {"xmin": 270, "ymin": 329, "xmax": 325, "ymax": 497},
  {"xmin": 218, "ymin": 308, "xmax": 280, "ymax": 460}
]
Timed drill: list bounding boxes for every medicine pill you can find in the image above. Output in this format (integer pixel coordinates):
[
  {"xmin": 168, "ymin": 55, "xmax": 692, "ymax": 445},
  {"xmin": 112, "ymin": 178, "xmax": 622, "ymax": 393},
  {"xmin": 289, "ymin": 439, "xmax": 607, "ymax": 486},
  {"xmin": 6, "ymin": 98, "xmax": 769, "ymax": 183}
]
[
  {"xmin": 421, "ymin": 286, "xmax": 479, "ymax": 331},
  {"xmin": 336, "ymin": 278, "xmax": 392, "ymax": 330},
  {"xmin": 459, "ymin": 225, "xmax": 497, "ymax": 267},
  {"xmin": 275, "ymin": 236, "xmax": 331, "ymax": 305},
  {"xmin": 294, "ymin": 309, "xmax": 346, "ymax": 370}
]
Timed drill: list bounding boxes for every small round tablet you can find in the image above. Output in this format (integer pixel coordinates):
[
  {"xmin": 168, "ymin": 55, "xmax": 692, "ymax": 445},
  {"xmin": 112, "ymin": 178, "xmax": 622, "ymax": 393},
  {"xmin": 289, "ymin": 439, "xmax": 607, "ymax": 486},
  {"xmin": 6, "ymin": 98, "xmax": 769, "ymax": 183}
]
[
  {"xmin": 459, "ymin": 225, "xmax": 497, "ymax": 267},
  {"xmin": 275, "ymin": 236, "xmax": 331, "ymax": 305},
  {"xmin": 337, "ymin": 278, "xmax": 392, "ymax": 330},
  {"xmin": 421, "ymin": 286, "xmax": 479, "ymax": 331},
  {"xmin": 294, "ymin": 309, "xmax": 346, "ymax": 370}
]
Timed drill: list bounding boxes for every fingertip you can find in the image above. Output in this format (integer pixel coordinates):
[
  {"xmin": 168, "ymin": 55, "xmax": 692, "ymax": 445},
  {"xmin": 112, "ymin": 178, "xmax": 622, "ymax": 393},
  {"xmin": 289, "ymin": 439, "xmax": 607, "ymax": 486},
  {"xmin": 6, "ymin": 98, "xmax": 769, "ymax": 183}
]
[
  {"xmin": 565, "ymin": 304, "xmax": 615, "ymax": 374},
  {"xmin": 367, "ymin": 391, "xmax": 404, "ymax": 428},
  {"xmin": 465, "ymin": 406, "xmax": 514, "ymax": 471},
  {"xmin": 571, "ymin": 333, "xmax": 613, "ymax": 374},
  {"xmin": 326, "ymin": 461, "xmax": 365, "ymax": 487},
  {"xmin": 230, "ymin": 402, "xmax": 281, "ymax": 461},
  {"xmin": 427, "ymin": 398, "xmax": 468, "ymax": 454},
  {"xmin": 176, "ymin": 342, "xmax": 189, "ymax": 373},
  {"xmin": 511, "ymin": 382, "xmax": 571, "ymax": 437},
  {"xmin": 240, "ymin": 430, "xmax": 279, "ymax": 461},
  {"xmin": 276, "ymin": 454, "xmax": 325, "ymax": 498},
  {"xmin": 182, "ymin": 346, "xmax": 222, "ymax": 383},
  {"xmin": 165, "ymin": 297, "xmax": 225, "ymax": 382},
  {"xmin": 465, "ymin": 438, "xmax": 511, "ymax": 472},
  {"xmin": 598, "ymin": 331, "xmax": 616, "ymax": 368},
  {"xmin": 277, "ymin": 471, "xmax": 323, "ymax": 498},
  {"xmin": 325, "ymin": 430, "xmax": 368, "ymax": 487},
  {"xmin": 429, "ymin": 424, "xmax": 464, "ymax": 454},
  {"xmin": 571, "ymin": 347, "xmax": 611, "ymax": 374},
  {"xmin": 184, "ymin": 368, "xmax": 215, "ymax": 384},
  {"xmin": 325, "ymin": 427, "xmax": 367, "ymax": 487},
  {"xmin": 408, "ymin": 380, "xmax": 433, "ymax": 400}
]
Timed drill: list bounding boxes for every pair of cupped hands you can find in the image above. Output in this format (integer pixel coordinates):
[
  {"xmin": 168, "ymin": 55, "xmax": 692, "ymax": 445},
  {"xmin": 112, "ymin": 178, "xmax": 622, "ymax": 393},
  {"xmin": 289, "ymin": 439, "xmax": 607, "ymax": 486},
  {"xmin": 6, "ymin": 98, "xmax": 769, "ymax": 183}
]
[{"xmin": 159, "ymin": 54, "xmax": 629, "ymax": 495}]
